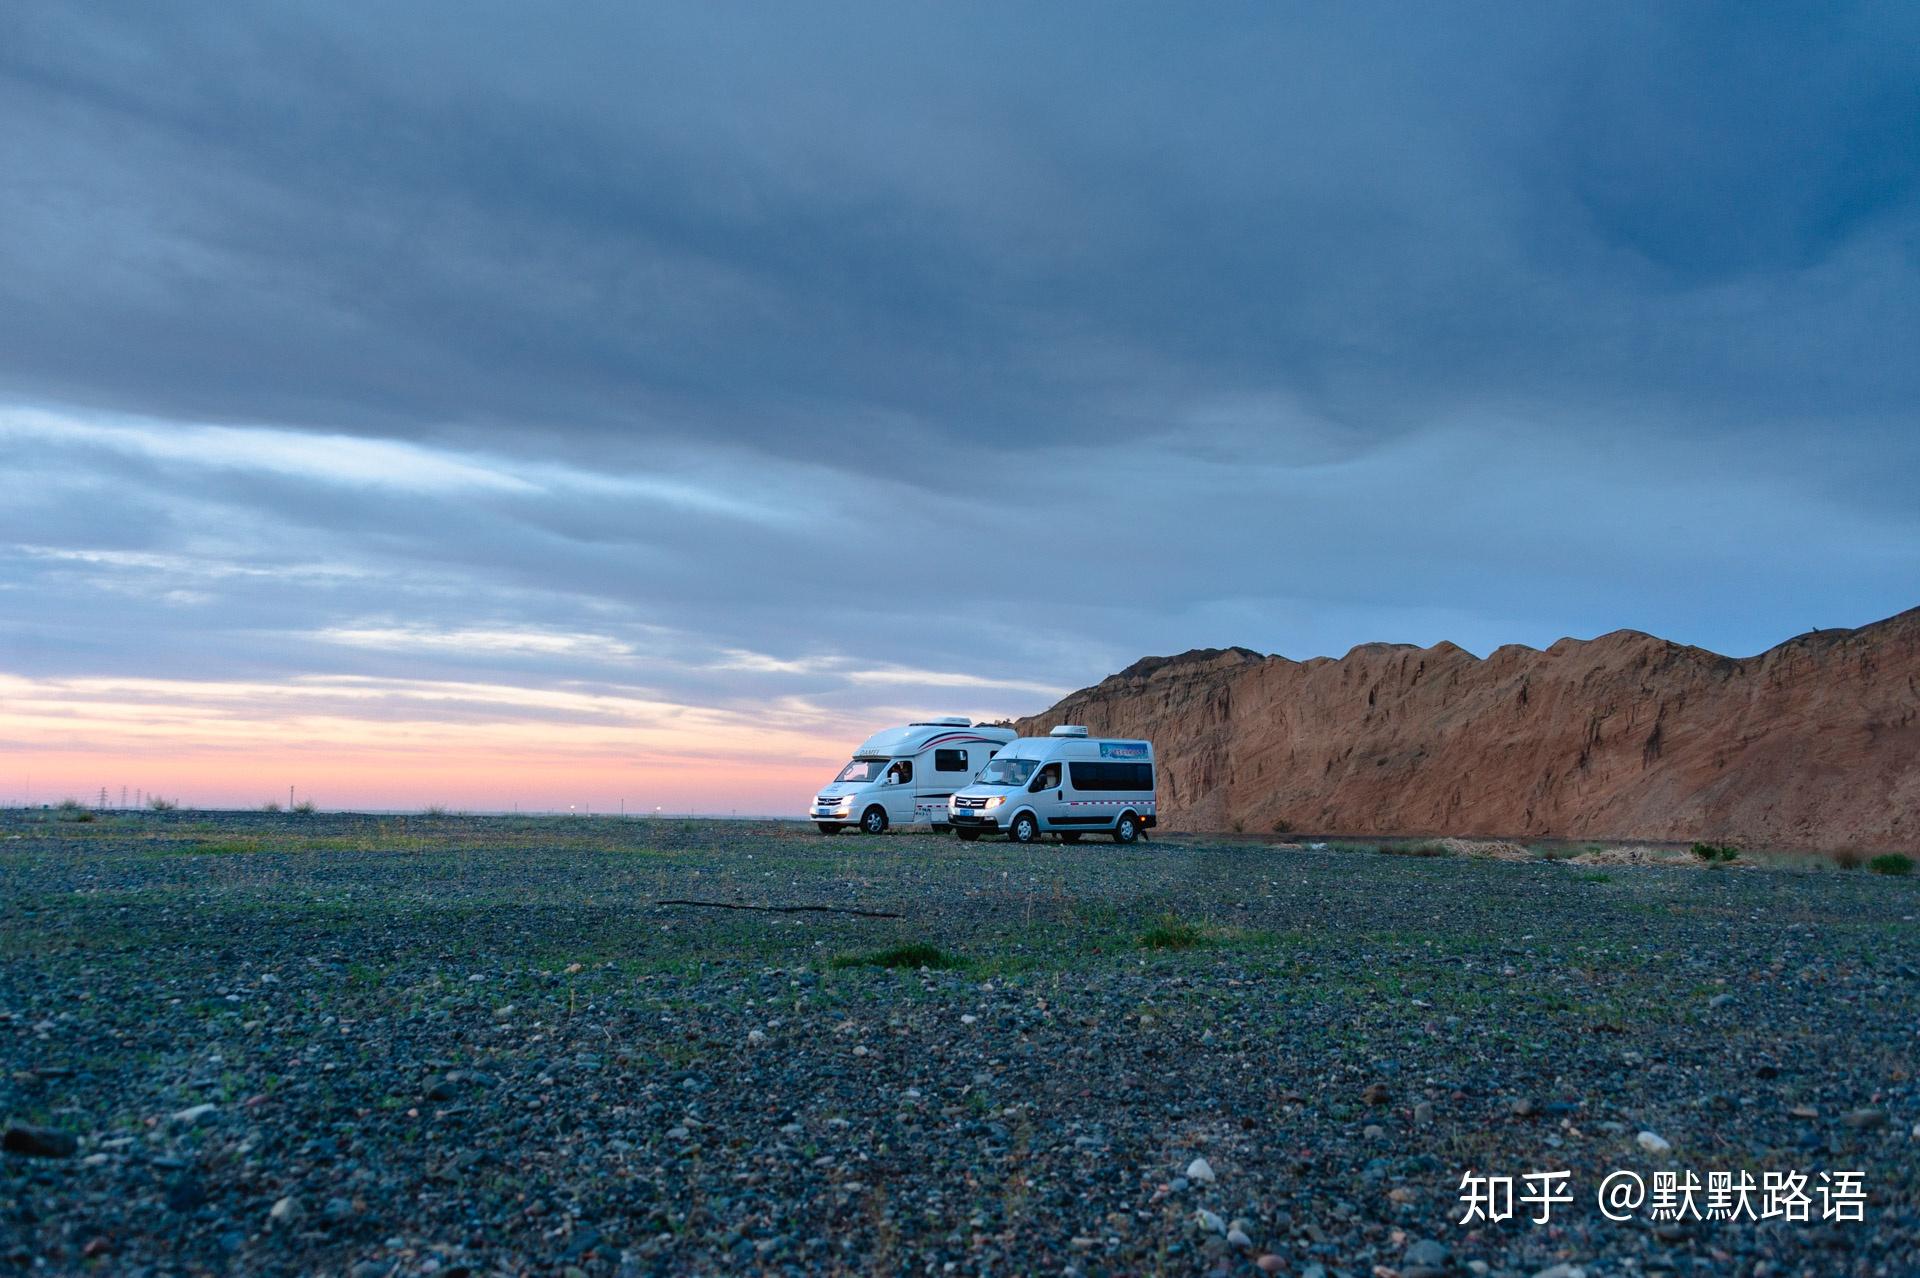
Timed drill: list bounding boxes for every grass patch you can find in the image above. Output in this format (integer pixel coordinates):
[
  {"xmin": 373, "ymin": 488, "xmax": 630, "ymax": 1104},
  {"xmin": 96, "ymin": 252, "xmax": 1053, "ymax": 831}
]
[
  {"xmin": 1868, "ymin": 853, "xmax": 1913, "ymax": 877},
  {"xmin": 830, "ymin": 942, "xmax": 966, "ymax": 971},
  {"xmin": 1137, "ymin": 915, "xmax": 1208, "ymax": 950},
  {"xmin": 1690, "ymin": 842, "xmax": 1740, "ymax": 864},
  {"xmin": 1830, "ymin": 848, "xmax": 1865, "ymax": 871},
  {"xmin": 1378, "ymin": 842, "xmax": 1451, "ymax": 858},
  {"xmin": 1576, "ymin": 870, "xmax": 1613, "ymax": 884}
]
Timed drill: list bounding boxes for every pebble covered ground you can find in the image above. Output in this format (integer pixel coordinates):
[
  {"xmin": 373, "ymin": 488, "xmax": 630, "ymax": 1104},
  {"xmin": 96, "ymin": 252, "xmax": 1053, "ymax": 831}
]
[{"xmin": 2, "ymin": 810, "xmax": 1917, "ymax": 1277}]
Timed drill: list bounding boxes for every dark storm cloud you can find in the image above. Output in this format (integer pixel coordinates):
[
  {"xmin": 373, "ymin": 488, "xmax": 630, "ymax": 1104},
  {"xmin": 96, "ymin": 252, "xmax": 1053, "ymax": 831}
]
[{"xmin": 2, "ymin": 0, "xmax": 1918, "ymax": 736}]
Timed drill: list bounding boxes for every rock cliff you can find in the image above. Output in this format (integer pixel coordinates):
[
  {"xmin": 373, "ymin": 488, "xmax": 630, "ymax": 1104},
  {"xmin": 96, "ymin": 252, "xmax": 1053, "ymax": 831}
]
[{"xmin": 1015, "ymin": 609, "xmax": 1920, "ymax": 850}]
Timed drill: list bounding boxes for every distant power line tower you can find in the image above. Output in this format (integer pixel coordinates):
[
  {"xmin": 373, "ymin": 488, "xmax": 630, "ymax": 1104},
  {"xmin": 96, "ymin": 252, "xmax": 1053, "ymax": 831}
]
[{"xmin": 99, "ymin": 786, "xmax": 108, "ymax": 809}]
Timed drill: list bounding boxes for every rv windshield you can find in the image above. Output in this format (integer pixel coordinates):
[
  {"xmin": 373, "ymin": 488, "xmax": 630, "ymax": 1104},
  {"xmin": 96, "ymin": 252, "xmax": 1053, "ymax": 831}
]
[
  {"xmin": 835, "ymin": 757, "xmax": 889, "ymax": 784},
  {"xmin": 976, "ymin": 756, "xmax": 1038, "ymax": 787}
]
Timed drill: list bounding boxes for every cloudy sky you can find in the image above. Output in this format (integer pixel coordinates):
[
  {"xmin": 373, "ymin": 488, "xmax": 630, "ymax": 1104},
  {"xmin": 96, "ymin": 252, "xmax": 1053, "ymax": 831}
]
[{"xmin": 3, "ymin": 3, "xmax": 1917, "ymax": 812}]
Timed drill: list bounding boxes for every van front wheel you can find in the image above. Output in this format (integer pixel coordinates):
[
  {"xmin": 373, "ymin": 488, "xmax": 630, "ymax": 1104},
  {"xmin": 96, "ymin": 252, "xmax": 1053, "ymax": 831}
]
[
  {"xmin": 1008, "ymin": 812, "xmax": 1040, "ymax": 844},
  {"xmin": 1113, "ymin": 812, "xmax": 1140, "ymax": 844},
  {"xmin": 861, "ymin": 807, "xmax": 889, "ymax": 835},
  {"xmin": 954, "ymin": 828, "xmax": 980, "ymax": 841}
]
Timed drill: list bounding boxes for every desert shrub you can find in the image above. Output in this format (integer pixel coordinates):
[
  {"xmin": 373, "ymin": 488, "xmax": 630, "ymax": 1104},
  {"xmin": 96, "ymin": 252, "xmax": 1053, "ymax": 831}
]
[
  {"xmin": 291, "ymin": 800, "xmax": 316, "ymax": 814},
  {"xmin": 1690, "ymin": 842, "xmax": 1739, "ymax": 864},
  {"xmin": 423, "ymin": 804, "xmax": 447, "ymax": 817},
  {"xmin": 54, "ymin": 798, "xmax": 95, "ymax": 823},
  {"xmin": 1868, "ymin": 853, "xmax": 1914, "ymax": 877},
  {"xmin": 1828, "ymin": 848, "xmax": 1864, "ymax": 870},
  {"xmin": 831, "ymin": 942, "xmax": 965, "ymax": 970},
  {"xmin": 1270, "ymin": 818, "xmax": 1293, "ymax": 834},
  {"xmin": 146, "ymin": 796, "xmax": 177, "ymax": 812},
  {"xmin": 261, "ymin": 801, "xmax": 282, "ymax": 813},
  {"xmin": 1138, "ymin": 916, "xmax": 1208, "ymax": 950},
  {"xmin": 1380, "ymin": 842, "xmax": 1450, "ymax": 858}
]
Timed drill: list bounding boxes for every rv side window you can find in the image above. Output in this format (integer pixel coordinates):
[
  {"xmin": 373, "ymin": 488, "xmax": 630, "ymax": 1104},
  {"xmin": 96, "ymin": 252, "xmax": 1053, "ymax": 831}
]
[
  {"xmin": 934, "ymin": 749, "xmax": 969, "ymax": 772},
  {"xmin": 887, "ymin": 760, "xmax": 912, "ymax": 784}
]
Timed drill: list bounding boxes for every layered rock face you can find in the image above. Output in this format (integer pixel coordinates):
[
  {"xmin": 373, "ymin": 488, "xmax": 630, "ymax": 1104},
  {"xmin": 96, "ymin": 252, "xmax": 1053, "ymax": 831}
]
[{"xmin": 1016, "ymin": 609, "xmax": 1920, "ymax": 851}]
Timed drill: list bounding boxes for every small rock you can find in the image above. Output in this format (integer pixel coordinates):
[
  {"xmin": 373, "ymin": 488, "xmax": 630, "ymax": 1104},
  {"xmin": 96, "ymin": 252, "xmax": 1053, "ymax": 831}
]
[
  {"xmin": 747, "ymin": 1029, "xmax": 767, "ymax": 1046},
  {"xmin": 2, "ymin": 1124, "xmax": 78, "ymax": 1158},
  {"xmin": 1790, "ymin": 1104, "xmax": 1819, "ymax": 1120},
  {"xmin": 170, "ymin": 1103, "xmax": 218, "ymax": 1126},
  {"xmin": 1636, "ymin": 1130, "xmax": 1671, "ymax": 1154},
  {"xmin": 1508, "ymin": 1097, "xmax": 1537, "ymax": 1118},
  {"xmin": 667, "ymin": 1126, "xmax": 690, "ymax": 1140},
  {"xmin": 1707, "ymin": 993, "xmax": 1735, "ymax": 1009},
  {"xmin": 323, "ymin": 1196, "xmax": 355, "ymax": 1223},
  {"xmin": 1363, "ymin": 1124, "xmax": 1386, "ymax": 1140},
  {"xmin": 1841, "ymin": 1108, "xmax": 1887, "ymax": 1130},
  {"xmin": 1532, "ymin": 1265, "xmax": 1587, "ymax": 1278},
  {"xmin": 1405, "ymin": 1238, "xmax": 1448, "ymax": 1268},
  {"xmin": 1255, "ymin": 1257, "xmax": 1285, "ymax": 1275},
  {"xmin": 1413, "ymin": 1101, "xmax": 1434, "ymax": 1127},
  {"xmin": 269, "ymin": 1195, "xmax": 303, "ymax": 1226},
  {"xmin": 1194, "ymin": 1207, "xmax": 1225, "ymax": 1234},
  {"xmin": 960, "ymin": 1014, "xmax": 978, "ymax": 1025},
  {"xmin": 1362, "ymin": 1082, "xmax": 1391, "ymax": 1106},
  {"xmin": 1226, "ymin": 1226, "xmax": 1251, "ymax": 1248},
  {"xmin": 1185, "ymin": 1156, "xmax": 1216, "ymax": 1183}
]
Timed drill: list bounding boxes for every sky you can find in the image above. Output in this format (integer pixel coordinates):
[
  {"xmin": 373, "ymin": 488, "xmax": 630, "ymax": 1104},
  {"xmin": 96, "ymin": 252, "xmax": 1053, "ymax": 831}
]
[{"xmin": 3, "ymin": 3, "xmax": 1917, "ymax": 813}]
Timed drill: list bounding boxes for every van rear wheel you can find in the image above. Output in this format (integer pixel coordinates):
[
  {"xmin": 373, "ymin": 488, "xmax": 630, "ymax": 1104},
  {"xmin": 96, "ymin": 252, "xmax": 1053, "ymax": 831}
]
[
  {"xmin": 816, "ymin": 822, "xmax": 842, "ymax": 834},
  {"xmin": 1008, "ymin": 812, "xmax": 1040, "ymax": 844},
  {"xmin": 1113, "ymin": 812, "xmax": 1140, "ymax": 843},
  {"xmin": 860, "ymin": 806, "xmax": 888, "ymax": 835}
]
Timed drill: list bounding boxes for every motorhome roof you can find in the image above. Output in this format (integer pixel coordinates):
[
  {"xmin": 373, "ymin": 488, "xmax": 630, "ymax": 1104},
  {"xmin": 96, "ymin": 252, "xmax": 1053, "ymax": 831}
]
[{"xmin": 853, "ymin": 720, "xmax": 1018, "ymax": 757}]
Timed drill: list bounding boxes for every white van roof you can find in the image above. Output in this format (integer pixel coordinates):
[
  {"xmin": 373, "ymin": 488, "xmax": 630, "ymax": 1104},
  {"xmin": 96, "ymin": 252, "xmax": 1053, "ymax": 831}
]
[
  {"xmin": 853, "ymin": 721, "xmax": 1018, "ymax": 757},
  {"xmin": 996, "ymin": 734, "xmax": 1154, "ymax": 761}
]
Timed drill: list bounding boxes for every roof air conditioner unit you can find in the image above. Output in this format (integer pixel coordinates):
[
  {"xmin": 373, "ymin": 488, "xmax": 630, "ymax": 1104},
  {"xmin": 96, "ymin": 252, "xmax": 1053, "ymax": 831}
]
[{"xmin": 1049, "ymin": 725, "xmax": 1089, "ymax": 737}]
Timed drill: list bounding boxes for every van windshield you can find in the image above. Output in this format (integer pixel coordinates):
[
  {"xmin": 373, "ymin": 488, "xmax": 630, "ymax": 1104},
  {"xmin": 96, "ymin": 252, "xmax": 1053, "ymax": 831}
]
[
  {"xmin": 976, "ymin": 756, "xmax": 1038, "ymax": 787},
  {"xmin": 834, "ymin": 757, "xmax": 889, "ymax": 784}
]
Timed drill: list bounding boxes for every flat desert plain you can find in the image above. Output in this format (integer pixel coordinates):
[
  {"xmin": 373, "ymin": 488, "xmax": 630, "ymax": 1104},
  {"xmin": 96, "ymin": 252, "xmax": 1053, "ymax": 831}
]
[{"xmin": 2, "ymin": 812, "xmax": 1916, "ymax": 1276}]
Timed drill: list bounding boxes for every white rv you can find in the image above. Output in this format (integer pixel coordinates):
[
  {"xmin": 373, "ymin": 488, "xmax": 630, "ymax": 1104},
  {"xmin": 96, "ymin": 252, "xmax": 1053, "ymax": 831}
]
[
  {"xmin": 810, "ymin": 719, "xmax": 1018, "ymax": 834},
  {"xmin": 947, "ymin": 726, "xmax": 1156, "ymax": 844}
]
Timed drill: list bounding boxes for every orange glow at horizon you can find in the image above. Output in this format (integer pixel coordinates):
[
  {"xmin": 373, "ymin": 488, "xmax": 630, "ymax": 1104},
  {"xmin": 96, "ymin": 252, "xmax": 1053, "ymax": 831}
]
[{"xmin": 0, "ymin": 673, "xmax": 885, "ymax": 814}]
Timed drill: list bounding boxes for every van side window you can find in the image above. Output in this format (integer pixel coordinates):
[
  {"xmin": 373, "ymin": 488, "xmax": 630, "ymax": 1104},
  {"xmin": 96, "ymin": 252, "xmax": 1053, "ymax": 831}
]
[
  {"xmin": 1035, "ymin": 763, "xmax": 1061, "ymax": 789},
  {"xmin": 1069, "ymin": 762, "xmax": 1154, "ymax": 791},
  {"xmin": 934, "ymin": 749, "xmax": 969, "ymax": 772},
  {"xmin": 887, "ymin": 760, "xmax": 912, "ymax": 784}
]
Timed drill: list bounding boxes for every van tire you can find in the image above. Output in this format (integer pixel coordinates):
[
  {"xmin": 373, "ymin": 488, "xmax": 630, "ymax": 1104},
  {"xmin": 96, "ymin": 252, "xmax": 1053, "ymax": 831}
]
[
  {"xmin": 1008, "ymin": 812, "xmax": 1040, "ymax": 844},
  {"xmin": 860, "ymin": 806, "xmax": 888, "ymax": 835},
  {"xmin": 954, "ymin": 828, "xmax": 981, "ymax": 841},
  {"xmin": 1058, "ymin": 832, "xmax": 1082, "ymax": 843},
  {"xmin": 816, "ymin": 822, "xmax": 842, "ymax": 834},
  {"xmin": 1113, "ymin": 812, "xmax": 1140, "ymax": 844}
]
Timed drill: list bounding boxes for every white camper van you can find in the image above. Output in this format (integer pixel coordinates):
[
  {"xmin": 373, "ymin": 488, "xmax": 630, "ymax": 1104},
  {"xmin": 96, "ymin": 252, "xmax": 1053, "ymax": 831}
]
[
  {"xmin": 810, "ymin": 719, "xmax": 1018, "ymax": 834},
  {"xmin": 947, "ymin": 726, "xmax": 1156, "ymax": 844}
]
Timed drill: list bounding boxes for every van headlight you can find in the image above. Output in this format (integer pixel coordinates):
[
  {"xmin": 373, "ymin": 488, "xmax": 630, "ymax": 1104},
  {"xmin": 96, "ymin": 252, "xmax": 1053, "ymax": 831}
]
[{"xmin": 983, "ymin": 795, "xmax": 1005, "ymax": 809}]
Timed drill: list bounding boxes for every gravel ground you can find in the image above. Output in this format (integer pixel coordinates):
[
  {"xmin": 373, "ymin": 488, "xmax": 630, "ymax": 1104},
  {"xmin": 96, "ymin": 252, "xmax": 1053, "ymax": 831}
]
[{"xmin": 3, "ymin": 811, "xmax": 1917, "ymax": 1277}]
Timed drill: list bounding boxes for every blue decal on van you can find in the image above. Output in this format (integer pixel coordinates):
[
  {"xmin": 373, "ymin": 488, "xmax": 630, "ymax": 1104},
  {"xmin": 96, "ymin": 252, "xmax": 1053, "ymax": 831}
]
[{"xmin": 1099, "ymin": 742, "xmax": 1147, "ymax": 758}]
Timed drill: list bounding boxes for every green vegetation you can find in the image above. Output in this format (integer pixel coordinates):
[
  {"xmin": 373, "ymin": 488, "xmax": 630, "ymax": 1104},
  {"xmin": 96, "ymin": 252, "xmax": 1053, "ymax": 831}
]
[
  {"xmin": 147, "ymin": 796, "xmax": 178, "ymax": 812},
  {"xmin": 1137, "ymin": 915, "xmax": 1208, "ymax": 951},
  {"xmin": 1576, "ymin": 870, "xmax": 1613, "ymax": 884},
  {"xmin": 1868, "ymin": 853, "xmax": 1913, "ymax": 877},
  {"xmin": 832, "ymin": 942, "xmax": 966, "ymax": 971},
  {"xmin": 1690, "ymin": 842, "xmax": 1740, "ymax": 864},
  {"xmin": 54, "ymin": 798, "xmax": 96, "ymax": 823}
]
